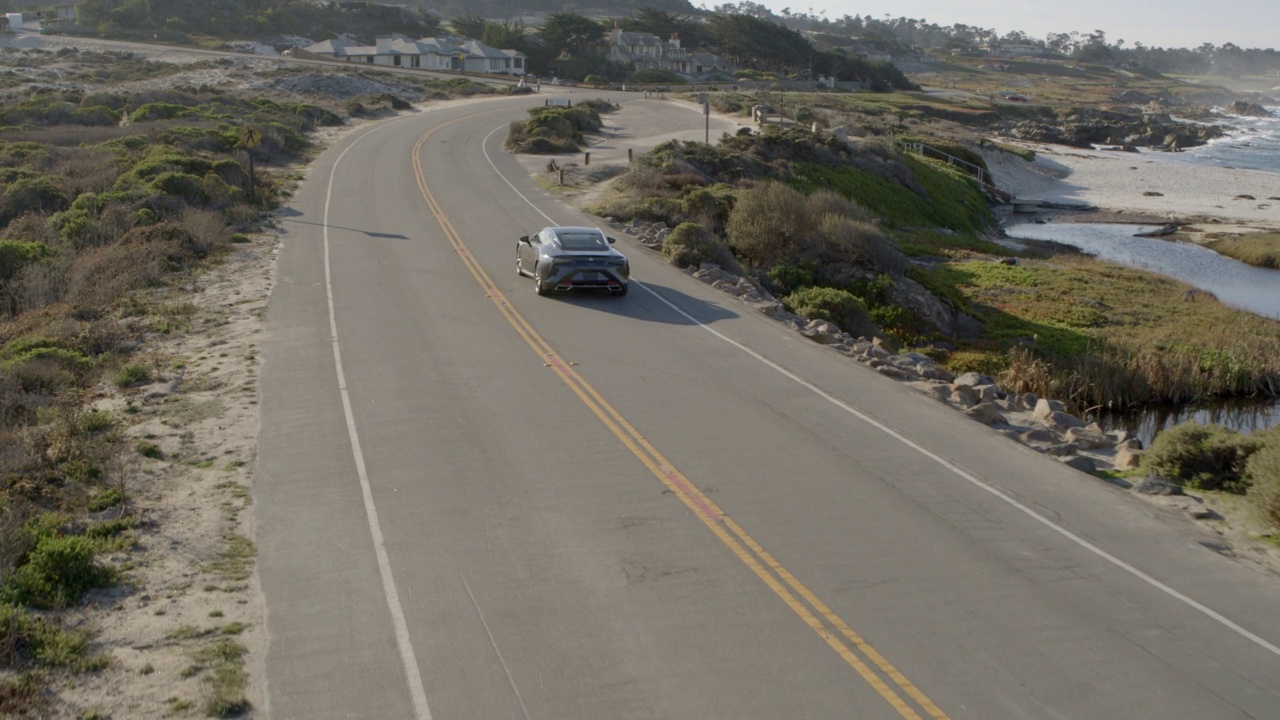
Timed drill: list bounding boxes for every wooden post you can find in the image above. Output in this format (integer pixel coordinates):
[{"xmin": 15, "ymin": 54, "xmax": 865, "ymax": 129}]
[
  {"xmin": 627, "ymin": 148, "xmax": 633, "ymax": 162},
  {"xmin": 584, "ymin": 152, "xmax": 590, "ymax": 165},
  {"xmin": 558, "ymin": 169, "xmax": 565, "ymax": 185}
]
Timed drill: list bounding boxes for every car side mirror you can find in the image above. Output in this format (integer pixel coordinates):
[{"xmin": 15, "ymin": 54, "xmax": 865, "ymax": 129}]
[
  {"xmin": 519, "ymin": 235, "xmax": 529, "ymax": 244},
  {"xmin": 606, "ymin": 237, "xmax": 616, "ymax": 244}
]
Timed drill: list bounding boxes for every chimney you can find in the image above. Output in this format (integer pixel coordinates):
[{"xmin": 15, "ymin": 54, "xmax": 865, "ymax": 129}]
[
  {"xmin": 376, "ymin": 36, "xmax": 392, "ymax": 54},
  {"xmin": 669, "ymin": 32, "xmax": 680, "ymax": 48}
]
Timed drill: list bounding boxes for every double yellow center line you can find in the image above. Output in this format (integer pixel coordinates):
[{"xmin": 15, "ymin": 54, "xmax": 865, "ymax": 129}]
[{"xmin": 411, "ymin": 112, "xmax": 950, "ymax": 720}]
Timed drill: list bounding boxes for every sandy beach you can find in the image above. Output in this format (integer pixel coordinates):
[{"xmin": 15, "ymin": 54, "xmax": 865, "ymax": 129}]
[{"xmin": 980, "ymin": 141, "xmax": 1280, "ymax": 230}]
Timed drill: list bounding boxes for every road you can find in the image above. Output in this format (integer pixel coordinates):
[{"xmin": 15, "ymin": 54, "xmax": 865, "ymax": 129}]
[{"xmin": 255, "ymin": 93, "xmax": 1280, "ymax": 719}]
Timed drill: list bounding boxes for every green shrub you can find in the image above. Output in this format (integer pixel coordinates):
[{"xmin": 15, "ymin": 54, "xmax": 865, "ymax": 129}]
[
  {"xmin": 783, "ymin": 286, "xmax": 875, "ymax": 338},
  {"xmin": 1246, "ymin": 442, "xmax": 1280, "ymax": 529},
  {"xmin": 86, "ymin": 487, "xmax": 124, "ymax": 512},
  {"xmin": 678, "ymin": 184, "xmax": 735, "ymax": 231},
  {"xmin": 725, "ymin": 181, "xmax": 811, "ymax": 267},
  {"xmin": 1, "ymin": 177, "xmax": 70, "ymax": 225},
  {"xmin": 661, "ymin": 222, "xmax": 738, "ymax": 270},
  {"xmin": 4, "ymin": 534, "xmax": 112, "ymax": 608},
  {"xmin": 136, "ymin": 440, "xmax": 163, "ymax": 459},
  {"xmin": 112, "ymin": 363, "xmax": 150, "ymax": 387},
  {"xmin": 0, "ymin": 239, "xmax": 52, "ymax": 282},
  {"xmin": 126, "ymin": 103, "xmax": 199, "ymax": 123},
  {"xmin": 0, "ymin": 603, "xmax": 104, "ymax": 671},
  {"xmin": 77, "ymin": 410, "xmax": 115, "ymax": 435},
  {"xmin": 1141, "ymin": 422, "xmax": 1262, "ymax": 493},
  {"xmin": 816, "ymin": 214, "xmax": 906, "ymax": 276},
  {"xmin": 68, "ymin": 106, "xmax": 121, "ymax": 126},
  {"xmin": 628, "ymin": 69, "xmax": 684, "ymax": 83},
  {"xmin": 767, "ymin": 263, "xmax": 815, "ymax": 294}
]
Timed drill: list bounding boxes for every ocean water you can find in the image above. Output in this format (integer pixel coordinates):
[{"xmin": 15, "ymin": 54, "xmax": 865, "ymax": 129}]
[{"xmin": 1167, "ymin": 104, "xmax": 1280, "ymax": 173}]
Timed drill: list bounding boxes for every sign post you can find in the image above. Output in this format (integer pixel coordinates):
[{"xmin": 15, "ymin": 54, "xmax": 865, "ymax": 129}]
[
  {"xmin": 239, "ymin": 124, "xmax": 262, "ymax": 202},
  {"xmin": 703, "ymin": 97, "xmax": 710, "ymax": 144}
]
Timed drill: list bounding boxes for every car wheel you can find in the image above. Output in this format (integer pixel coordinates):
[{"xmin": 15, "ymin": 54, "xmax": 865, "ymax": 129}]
[
  {"xmin": 611, "ymin": 283, "xmax": 629, "ymax": 297},
  {"xmin": 534, "ymin": 266, "xmax": 552, "ymax": 296},
  {"xmin": 516, "ymin": 253, "xmax": 526, "ymax": 277}
]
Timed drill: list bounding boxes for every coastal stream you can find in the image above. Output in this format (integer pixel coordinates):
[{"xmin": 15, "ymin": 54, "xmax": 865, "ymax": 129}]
[{"xmin": 1003, "ymin": 221, "xmax": 1280, "ymax": 445}]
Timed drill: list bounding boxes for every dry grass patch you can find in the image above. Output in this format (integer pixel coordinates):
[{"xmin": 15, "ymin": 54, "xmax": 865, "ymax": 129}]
[
  {"xmin": 922, "ymin": 251, "xmax": 1280, "ymax": 408},
  {"xmin": 1203, "ymin": 231, "xmax": 1280, "ymax": 269}
]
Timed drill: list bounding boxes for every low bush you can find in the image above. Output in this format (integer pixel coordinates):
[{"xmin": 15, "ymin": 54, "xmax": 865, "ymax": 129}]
[
  {"xmin": 1246, "ymin": 442, "xmax": 1280, "ymax": 530},
  {"xmin": 783, "ymin": 286, "xmax": 875, "ymax": 339},
  {"xmin": 725, "ymin": 181, "xmax": 811, "ymax": 267},
  {"xmin": 815, "ymin": 214, "xmax": 905, "ymax": 277},
  {"xmin": 4, "ymin": 531, "xmax": 112, "ymax": 609},
  {"xmin": 0, "ymin": 603, "xmax": 101, "ymax": 670},
  {"xmin": 767, "ymin": 263, "xmax": 815, "ymax": 294},
  {"xmin": 112, "ymin": 363, "xmax": 150, "ymax": 388},
  {"xmin": 1141, "ymin": 422, "xmax": 1261, "ymax": 493},
  {"xmin": 661, "ymin": 223, "xmax": 738, "ymax": 270}
]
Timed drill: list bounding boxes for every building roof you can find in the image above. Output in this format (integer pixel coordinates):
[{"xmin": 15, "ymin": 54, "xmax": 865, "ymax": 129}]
[{"xmin": 303, "ymin": 36, "xmax": 524, "ymax": 59}]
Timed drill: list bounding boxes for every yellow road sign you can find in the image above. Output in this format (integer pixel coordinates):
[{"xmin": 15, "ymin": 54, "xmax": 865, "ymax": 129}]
[{"xmin": 240, "ymin": 125, "xmax": 263, "ymax": 149}]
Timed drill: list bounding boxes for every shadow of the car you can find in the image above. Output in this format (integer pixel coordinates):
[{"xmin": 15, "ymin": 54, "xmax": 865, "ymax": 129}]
[{"xmin": 556, "ymin": 281, "xmax": 739, "ymax": 326}]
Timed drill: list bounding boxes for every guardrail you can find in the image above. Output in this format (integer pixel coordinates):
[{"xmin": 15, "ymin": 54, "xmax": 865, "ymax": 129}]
[{"xmin": 898, "ymin": 141, "xmax": 1007, "ymax": 199}]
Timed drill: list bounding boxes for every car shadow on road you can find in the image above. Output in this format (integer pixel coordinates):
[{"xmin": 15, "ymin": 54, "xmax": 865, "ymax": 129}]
[
  {"xmin": 277, "ymin": 209, "xmax": 409, "ymax": 240},
  {"xmin": 555, "ymin": 281, "xmax": 739, "ymax": 325}
]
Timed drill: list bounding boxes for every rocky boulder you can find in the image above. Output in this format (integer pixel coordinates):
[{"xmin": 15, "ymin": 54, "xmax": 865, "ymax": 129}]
[
  {"xmin": 1225, "ymin": 101, "xmax": 1274, "ymax": 118},
  {"xmin": 1135, "ymin": 475, "xmax": 1183, "ymax": 496},
  {"xmin": 964, "ymin": 402, "xmax": 1007, "ymax": 426},
  {"xmin": 886, "ymin": 276, "xmax": 982, "ymax": 340},
  {"xmin": 1064, "ymin": 425, "xmax": 1110, "ymax": 450}
]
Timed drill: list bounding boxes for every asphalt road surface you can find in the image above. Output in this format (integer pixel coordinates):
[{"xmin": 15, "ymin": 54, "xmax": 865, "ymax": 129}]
[{"xmin": 256, "ymin": 93, "xmax": 1280, "ymax": 719}]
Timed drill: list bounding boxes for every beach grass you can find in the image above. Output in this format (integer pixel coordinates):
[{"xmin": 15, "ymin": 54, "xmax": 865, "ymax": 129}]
[
  {"xmin": 922, "ymin": 251, "xmax": 1280, "ymax": 409},
  {"xmin": 1202, "ymin": 231, "xmax": 1280, "ymax": 269}
]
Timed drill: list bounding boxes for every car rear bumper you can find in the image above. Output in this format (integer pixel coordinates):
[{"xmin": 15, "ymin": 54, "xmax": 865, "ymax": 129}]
[{"xmin": 540, "ymin": 266, "xmax": 629, "ymax": 290}]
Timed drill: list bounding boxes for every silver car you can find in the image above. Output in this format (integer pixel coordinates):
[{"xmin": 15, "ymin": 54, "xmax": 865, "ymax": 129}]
[{"xmin": 516, "ymin": 226, "xmax": 630, "ymax": 296}]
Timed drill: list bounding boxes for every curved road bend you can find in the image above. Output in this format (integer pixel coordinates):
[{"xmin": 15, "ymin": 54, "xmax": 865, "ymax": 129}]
[{"xmin": 256, "ymin": 93, "xmax": 1280, "ymax": 719}]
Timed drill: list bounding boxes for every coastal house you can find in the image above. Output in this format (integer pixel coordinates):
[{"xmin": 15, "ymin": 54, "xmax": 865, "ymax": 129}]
[
  {"xmin": 607, "ymin": 26, "xmax": 692, "ymax": 76},
  {"xmin": 985, "ymin": 43, "xmax": 1050, "ymax": 58},
  {"xmin": 301, "ymin": 36, "xmax": 526, "ymax": 75},
  {"xmin": 606, "ymin": 26, "xmax": 730, "ymax": 78},
  {"xmin": 843, "ymin": 45, "xmax": 892, "ymax": 63}
]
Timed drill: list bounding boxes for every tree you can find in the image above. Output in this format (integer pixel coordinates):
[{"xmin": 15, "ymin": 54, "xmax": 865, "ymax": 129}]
[
  {"xmin": 450, "ymin": 14, "xmax": 487, "ymax": 40},
  {"xmin": 707, "ymin": 12, "xmax": 814, "ymax": 75},
  {"xmin": 481, "ymin": 20, "xmax": 528, "ymax": 50},
  {"xmin": 537, "ymin": 11, "xmax": 606, "ymax": 58},
  {"xmin": 618, "ymin": 7, "xmax": 710, "ymax": 49}
]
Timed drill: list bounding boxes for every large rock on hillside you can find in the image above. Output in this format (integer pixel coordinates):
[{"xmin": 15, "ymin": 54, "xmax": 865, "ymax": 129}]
[{"xmin": 887, "ymin": 276, "xmax": 982, "ymax": 340}]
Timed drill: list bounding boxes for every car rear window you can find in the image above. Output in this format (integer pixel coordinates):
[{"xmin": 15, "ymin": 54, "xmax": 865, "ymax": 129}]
[{"xmin": 558, "ymin": 232, "xmax": 607, "ymax": 250}]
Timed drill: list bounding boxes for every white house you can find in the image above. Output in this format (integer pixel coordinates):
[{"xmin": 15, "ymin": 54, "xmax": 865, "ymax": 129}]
[{"xmin": 302, "ymin": 36, "xmax": 526, "ymax": 75}]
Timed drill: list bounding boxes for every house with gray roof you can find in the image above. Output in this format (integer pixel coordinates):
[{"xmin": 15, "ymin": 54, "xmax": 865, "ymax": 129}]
[
  {"xmin": 608, "ymin": 26, "xmax": 692, "ymax": 76},
  {"xmin": 301, "ymin": 35, "xmax": 526, "ymax": 75}
]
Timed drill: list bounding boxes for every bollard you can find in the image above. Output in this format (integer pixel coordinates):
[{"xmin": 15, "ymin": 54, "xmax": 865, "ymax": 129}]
[
  {"xmin": 558, "ymin": 169, "xmax": 565, "ymax": 185},
  {"xmin": 584, "ymin": 152, "xmax": 590, "ymax": 165},
  {"xmin": 628, "ymin": 148, "xmax": 633, "ymax": 162}
]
